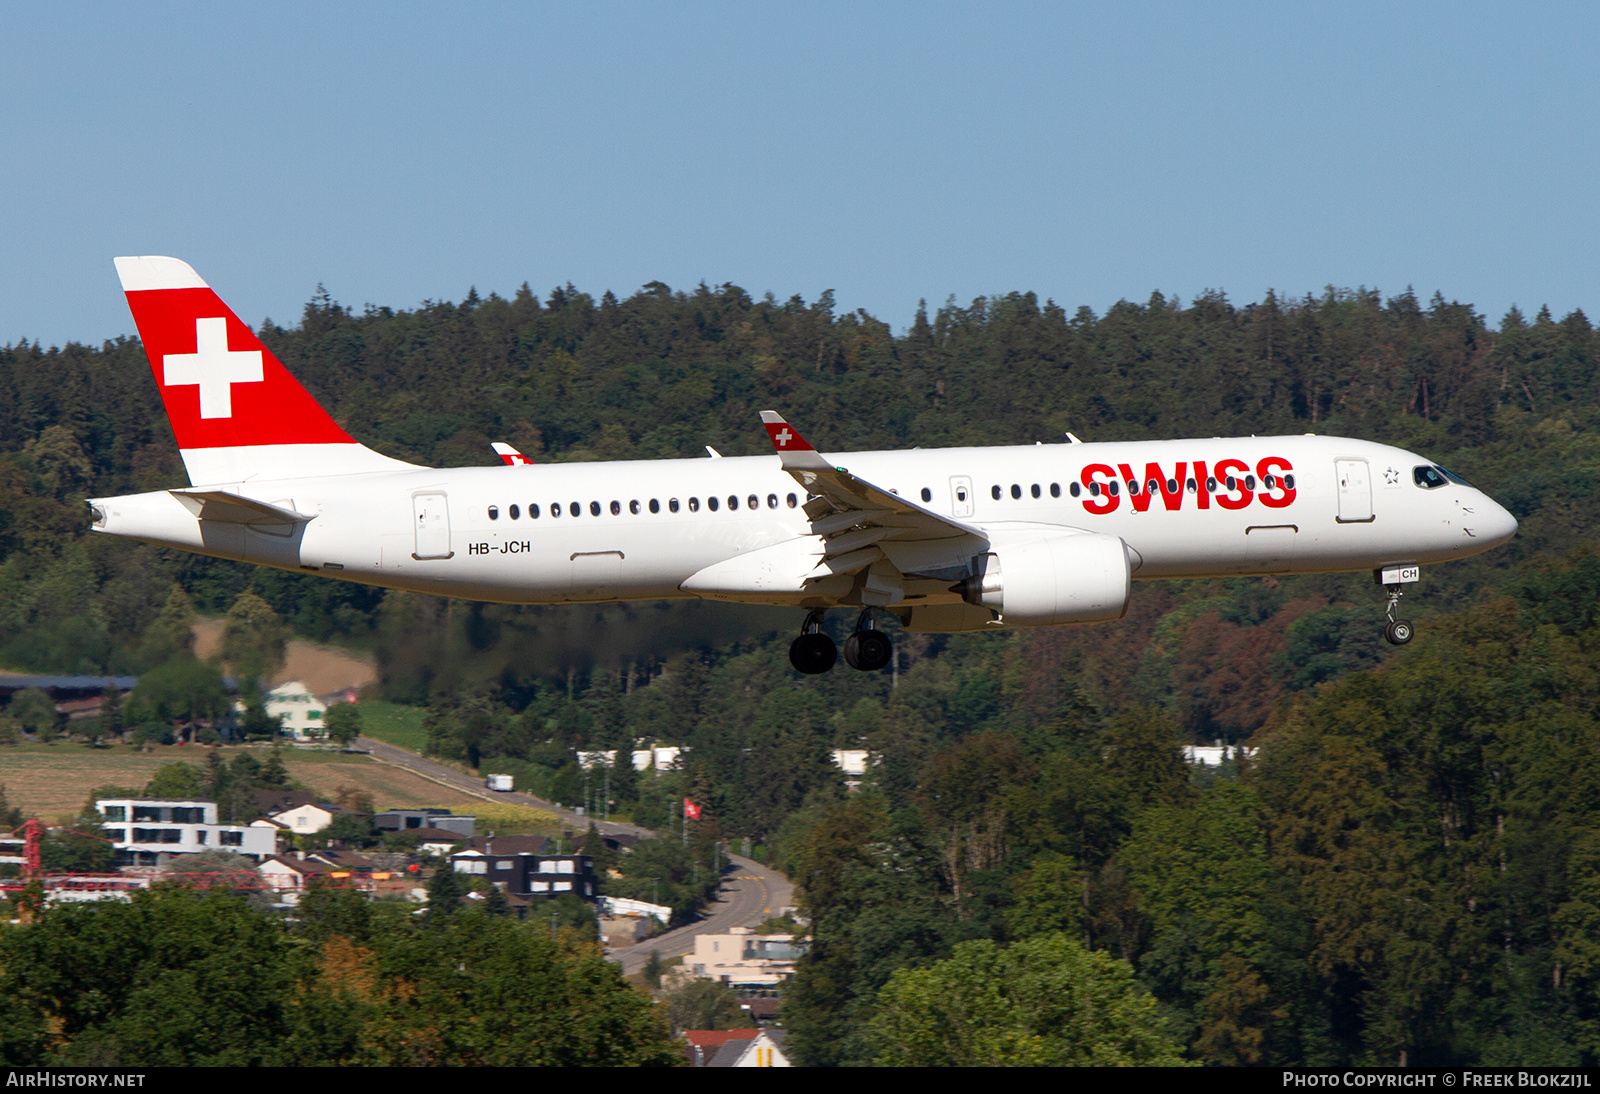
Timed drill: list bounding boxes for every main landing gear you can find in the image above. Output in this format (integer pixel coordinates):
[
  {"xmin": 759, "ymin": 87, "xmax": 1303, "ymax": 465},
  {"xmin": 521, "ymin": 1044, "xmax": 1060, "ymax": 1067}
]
[
  {"xmin": 789, "ymin": 610, "xmax": 837, "ymax": 675},
  {"xmin": 788, "ymin": 609, "xmax": 894, "ymax": 673}
]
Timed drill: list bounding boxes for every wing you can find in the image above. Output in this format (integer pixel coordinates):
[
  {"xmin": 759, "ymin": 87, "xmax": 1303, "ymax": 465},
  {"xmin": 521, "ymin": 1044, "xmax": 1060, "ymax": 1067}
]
[{"xmin": 758, "ymin": 411, "xmax": 987, "ymax": 589}]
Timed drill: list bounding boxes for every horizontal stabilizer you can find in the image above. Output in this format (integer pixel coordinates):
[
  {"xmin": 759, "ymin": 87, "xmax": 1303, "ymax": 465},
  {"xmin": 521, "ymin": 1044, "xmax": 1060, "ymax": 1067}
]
[{"xmin": 170, "ymin": 489, "xmax": 314, "ymax": 526}]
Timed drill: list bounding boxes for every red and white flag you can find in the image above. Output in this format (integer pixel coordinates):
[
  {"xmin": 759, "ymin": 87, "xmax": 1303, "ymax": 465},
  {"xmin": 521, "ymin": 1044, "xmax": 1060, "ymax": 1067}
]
[{"xmin": 683, "ymin": 798, "xmax": 701, "ymax": 821}]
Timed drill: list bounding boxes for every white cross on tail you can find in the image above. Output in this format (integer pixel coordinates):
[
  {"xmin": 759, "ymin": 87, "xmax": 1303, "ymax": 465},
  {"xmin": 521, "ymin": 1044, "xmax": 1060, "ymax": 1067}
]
[
  {"xmin": 775, "ymin": 428, "xmax": 793, "ymax": 446},
  {"xmin": 163, "ymin": 317, "xmax": 263, "ymax": 418}
]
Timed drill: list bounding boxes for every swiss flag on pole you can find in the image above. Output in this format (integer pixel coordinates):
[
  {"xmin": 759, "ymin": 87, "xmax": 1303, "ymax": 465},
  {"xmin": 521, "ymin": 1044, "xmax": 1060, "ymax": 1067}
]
[{"xmin": 683, "ymin": 798, "xmax": 702, "ymax": 821}]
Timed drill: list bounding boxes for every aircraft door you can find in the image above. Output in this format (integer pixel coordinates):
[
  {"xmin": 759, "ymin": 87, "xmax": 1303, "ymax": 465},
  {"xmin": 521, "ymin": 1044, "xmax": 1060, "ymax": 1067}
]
[
  {"xmin": 950, "ymin": 476, "xmax": 974, "ymax": 518},
  {"xmin": 1335, "ymin": 459, "xmax": 1374, "ymax": 523},
  {"xmin": 412, "ymin": 492, "xmax": 454, "ymax": 559}
]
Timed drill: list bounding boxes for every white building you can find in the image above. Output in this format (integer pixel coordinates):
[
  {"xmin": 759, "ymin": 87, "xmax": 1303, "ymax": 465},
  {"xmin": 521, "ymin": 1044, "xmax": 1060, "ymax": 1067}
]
[
  {"xmin": 238, "ymin": 681, "xmax": 326, "ymax": 741},
  {"xmin": 576, "ymin": 746, "xmax": 684, "ymax": 772},
  {"xmin": 689, "ymin": 927, "xmax": 807, "ymax": 989},
  {"xmin": 830, "ymin": 749, "xmax": 871, "ymax": 775},
  {"xmin": 96, "ymin": 798, "xmax": 277, "ymax": 864},
  {"xmin": 1182, "ymin": 744, "xmax": 1259, "ymax": 767},
  {"xmin": 268, "ymin": 802, "xmax": 337, "ymax": 834}
]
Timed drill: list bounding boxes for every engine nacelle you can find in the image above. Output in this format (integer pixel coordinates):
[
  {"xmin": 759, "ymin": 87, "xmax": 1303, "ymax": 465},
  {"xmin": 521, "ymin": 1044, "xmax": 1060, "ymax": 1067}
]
[{"xmin": 958, "ymin": 532, "xmax": 1132, "ymax": 626}]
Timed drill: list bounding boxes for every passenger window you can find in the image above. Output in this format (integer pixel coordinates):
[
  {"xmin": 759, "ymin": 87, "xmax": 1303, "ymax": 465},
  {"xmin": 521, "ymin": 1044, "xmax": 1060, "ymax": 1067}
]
[
  {"xmin": 1414, "ymin": 466, "xmax": 1448, "ymax": 489},
  {"xmin": 1011, "ymin": 484, "xmax": 1022, "ymax": 499},
  {"xmin": 1031, "ymin": 484, "xmax": 1041, "ymax": 498},
  {"xmin": 1089, "ymin": 482, "xmax": 1100, "ymax": 497},
  {"xmin": 1186, "ymin": 479, "xmax": 1196, "ymax": 493},
  {"xmin": 992, "ymin": 485, "xmax": 1002, "ymax": 500},
  {"xmin": 727, "ymin": 496, "xmax": 738, "ymax": 511},
  {"xmin": 572, "ymin": 500, "xmax": 583, "ymax": 517},
  {"xmin": 688, "ymin": 497, "xmax": 700, "ymax": 512},
  {"xmin": 1109, "ymin": 481, "xmax": 1120, "ymax": 497},
  {"xmin": 530, "ymin": 504, "xmax": 541, "ymax": 518},
  {"xmin": 1165, "ymin": 479, "xmax": 1177, "ymax": 494},
  {"xmin": 786, "ymin": 493, "xmax": 798, "ymax": 508},
  {"xmin": 920, "ymin": 487, "xmax": 932, "ymax": 502},
  {"xmin": 488, "ymin": 506, "xmax": 499, "ymax": 520},
  {"xmin": 1244, "ymin": 476, "xmax": 1256, "ymax": 491},
  {"xmin": 552, "ymin": 502, "xmax": 562, "ymax": 517},
  {"xmin": 608, "ymin": 500, "xmax": 619, "ymax": 515},
  {"xmin": 629, "ymin": 500, "xmax": 641, "ymax": 514},
  {"xmin": 748, "ymin": 495, "xmax": 759, "ymax": 510},
  {"xmin": 588, "ymin": 501, "xmax": 600, "ymax": 516},
  {"xmin": 1069, "ymin": 482, "xmax": 1080, "ymax": 497},
  {"xmin": 1050, "ymin": 483, "xmax": 1060, "ymax": 498},
  {"xmin": 669, "ymin": 498, "xmax": 680, "ymax": 513},
  {"xmin": 1225, "ymin": 477, "xmax": 1236, "ymax": 490},
  {"xmin": 1285, "ymin": 474, "xmax": 1296, "ymax": 490},
  {"xmin": 1127, "ymin": 480, "xmax": 1140, "ymax": 495},
  {"xmin": 708, "ymin": 496, "xmax": 719, "ymax": 512},
  {"xmin": 649, "ymin": 499, "xmax": 660, "ymax": 513},
  {"xmin": 767, "ymin": 494, "xmax": 778, "ymax": 509},
  {"xmin": 1148, "ymin": 479, "xmax": 1159, "ymax": 494},
  {"xmin": 1263, "ymin": 475, "xmax": 1275, "ymax": 489},
  {"xmin": 509, "ymin": 504, "xmax": 520, "ymax": 520}
]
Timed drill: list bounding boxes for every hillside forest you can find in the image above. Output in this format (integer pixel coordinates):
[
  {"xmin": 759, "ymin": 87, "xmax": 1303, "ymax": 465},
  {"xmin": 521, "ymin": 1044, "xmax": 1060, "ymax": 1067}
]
[{"xmin": 5, "ymin": 280, "xmax": 1600, "ymax": 1065}]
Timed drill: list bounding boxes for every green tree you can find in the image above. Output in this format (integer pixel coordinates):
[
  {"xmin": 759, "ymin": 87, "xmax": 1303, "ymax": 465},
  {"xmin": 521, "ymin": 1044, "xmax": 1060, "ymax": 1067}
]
[
  {"xmin": 221, "ymin": 591, "xmax": 287, "ymax": 682},
  {"xmin": 140, "ymin": 585, "xmax": 196, "ymax": 666},
  {"xmin": 9, "ymin": 688, "xmax": 59, "ymax": 740},
  {"xmin": 322, "ymin": 702, "xmax": 363, "ymax": 747},
  {"xmin": 144, "ymin": 762, "xmax": 204, "ymax": 800},
  {"xmin": 870, "ymin": 934, "xmax": 1192, "ymax": 1067},
  {"xmin": 665, "ymin": 978, "xmax": 745, "ymax": 1033}
]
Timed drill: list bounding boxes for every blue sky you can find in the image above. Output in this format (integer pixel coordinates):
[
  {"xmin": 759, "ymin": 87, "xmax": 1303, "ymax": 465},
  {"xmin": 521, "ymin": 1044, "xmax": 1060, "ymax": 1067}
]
[{"xmin": 4, "ymin": 2, "xmax": 1597, "ymax": 347}]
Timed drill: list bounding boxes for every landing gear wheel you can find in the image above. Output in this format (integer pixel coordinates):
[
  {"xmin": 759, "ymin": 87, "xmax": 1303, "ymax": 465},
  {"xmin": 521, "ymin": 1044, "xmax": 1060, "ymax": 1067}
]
[
  {"xmin": 1384, "ymin": 619, "xmax": 1415, "ymax": 646},
  {"xmin": 790, "ymin": 633, "xmax": 837, "ymax": 674},
  {"xmin": 843, "ymin": 630, "xmax": 892, "ymax": 671}
]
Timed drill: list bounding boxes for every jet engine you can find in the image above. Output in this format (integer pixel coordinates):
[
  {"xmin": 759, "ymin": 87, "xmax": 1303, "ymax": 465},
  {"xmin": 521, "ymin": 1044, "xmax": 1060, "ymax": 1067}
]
[{"xmin": 956, "ymin": 532, "xmax": 1132, "ymax": 626}]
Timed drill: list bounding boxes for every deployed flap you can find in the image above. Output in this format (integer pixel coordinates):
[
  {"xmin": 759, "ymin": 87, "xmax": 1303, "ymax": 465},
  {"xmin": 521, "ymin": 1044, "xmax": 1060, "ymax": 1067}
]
[
  {"xmin": 170, "ymin": 489, "xmax": 314, "ymax": 526},
  {"xmin": 758, "ymin": 411, "xmax": 985, "ymax": 550}
]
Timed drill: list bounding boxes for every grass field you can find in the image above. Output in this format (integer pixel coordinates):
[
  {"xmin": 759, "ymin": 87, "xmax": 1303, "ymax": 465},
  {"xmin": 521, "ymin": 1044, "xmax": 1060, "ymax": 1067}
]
[
  {"xmin": 0, "ymin": 740, "xmax": 483, "ymax": 820},
  {"xmin": 356, "ymin": 700, "xmax": 428, "ymax": 752}
]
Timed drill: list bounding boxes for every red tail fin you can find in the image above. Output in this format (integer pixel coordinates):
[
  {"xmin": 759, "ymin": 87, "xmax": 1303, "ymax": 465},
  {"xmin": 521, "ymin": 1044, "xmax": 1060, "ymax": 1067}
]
[{"xmin": 115, "ymin": 257, "xmax": 415, "ymax": 484}]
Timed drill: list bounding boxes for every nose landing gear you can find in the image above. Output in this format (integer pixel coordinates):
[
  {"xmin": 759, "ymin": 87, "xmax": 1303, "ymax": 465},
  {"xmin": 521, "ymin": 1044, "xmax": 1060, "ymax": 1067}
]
[
  {"xmin": 1376, "ymin": 565, "xmax": 1419, "ymax": 645},
  {"xmin": 843, "ymin": 609, "xmax": 893, "ymax": 671},
  {"xmin": 789, "ymin": 609, "xmax": 837, "ymax": 674}
]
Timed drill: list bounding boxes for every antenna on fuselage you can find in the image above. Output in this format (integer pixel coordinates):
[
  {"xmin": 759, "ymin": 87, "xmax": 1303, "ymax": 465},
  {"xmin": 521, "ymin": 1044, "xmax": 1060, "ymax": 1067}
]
[{"xmin": 1065, "ymin": 432, "xmax": 1084, "ymax": 444}]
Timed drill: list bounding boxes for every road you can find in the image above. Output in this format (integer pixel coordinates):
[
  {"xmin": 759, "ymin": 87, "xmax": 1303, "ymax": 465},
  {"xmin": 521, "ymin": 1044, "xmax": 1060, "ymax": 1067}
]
[
  {"xmin": 354, "ymin": 735, "xmax": 796, "ymax": 963},
  {"xmin": 609, "ymin": 853, "xmax": 794, "ymax": 975}
]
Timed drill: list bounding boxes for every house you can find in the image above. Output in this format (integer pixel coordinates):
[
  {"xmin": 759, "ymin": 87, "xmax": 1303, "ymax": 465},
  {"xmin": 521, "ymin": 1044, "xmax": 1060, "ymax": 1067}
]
[
  {"xmin": 260, "ymin": 681, "xmax": 326, "ymax": 741},
  {"xmin": 449, "ymin": 851, "xmax": 598, "ymax": 901},
  {"xmin": 269, "ymin": 801, "xmax": 338, "ymax": 834},
  {"xmin": 257, "ymin": 855, "xmax": 339, "ymax": 903},
  {"xmin": 714, "ymin": 1029, "xmax": 791, "ymax": 1068},
  {"xmin": 688, "ymin": 927, "xmax": 807, "ymax": 990},
  {"xmin": 97, "ymin": 798, "xmax": 277, "ymax": 865},
  {"xmin": 575, "ymin": 745, "xmax": 684, "ymax": 772},
  {"xmin": 376, "ymin": 809, "xmax": 475, "ymax": 838},
  {"xmin": 256, "ymin": 789, "xmax": 320, "ymax": 815},
  {"xmin": 458, "ymin": 834, "xmax": 548, "ymax": 856},
  {"xmin": 682, "ymin": 1030, "xmax": 758, "ymax": 1068}
]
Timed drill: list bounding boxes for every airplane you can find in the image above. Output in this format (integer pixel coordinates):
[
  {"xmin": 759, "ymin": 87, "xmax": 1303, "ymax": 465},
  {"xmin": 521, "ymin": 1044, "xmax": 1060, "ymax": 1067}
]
[{"xmin": 89, "ymin": 257, "xmax": 1519, "ymax": 675}]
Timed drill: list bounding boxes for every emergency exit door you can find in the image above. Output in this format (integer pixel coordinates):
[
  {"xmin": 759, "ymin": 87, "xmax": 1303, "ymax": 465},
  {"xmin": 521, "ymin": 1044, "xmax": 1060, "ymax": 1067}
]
[
  {"xmin": 412, "ymin": 492, "xmax": 453, "ymax": 559},
  {"xmin": 950, "ymin": 476, "xmax": 974, "ymax": 518},
  {"xmin": 1335, "ymin": 459, "xmax": 1374, "ymax": 523}
]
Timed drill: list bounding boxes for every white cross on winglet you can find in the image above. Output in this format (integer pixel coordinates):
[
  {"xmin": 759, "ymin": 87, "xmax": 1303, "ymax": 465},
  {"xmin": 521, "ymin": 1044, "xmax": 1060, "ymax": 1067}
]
[
  {"xmin": 775, "ymin": 428, "xmax": 792, "ymax": 447},
  {"xmin": 163, "ymin": 317, "xmax": 264, "ymax": 418}
]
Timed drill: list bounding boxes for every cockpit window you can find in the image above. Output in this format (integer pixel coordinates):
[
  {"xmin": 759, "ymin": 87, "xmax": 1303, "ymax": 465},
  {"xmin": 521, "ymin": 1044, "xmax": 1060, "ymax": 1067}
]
[
  {"xmin": 1437, "ymin": 466, "xmax": 1473, "ymax": 487},
  {"xmin": 1413, "ymin": 466, "xmax": 1448, "ymax": 489}
]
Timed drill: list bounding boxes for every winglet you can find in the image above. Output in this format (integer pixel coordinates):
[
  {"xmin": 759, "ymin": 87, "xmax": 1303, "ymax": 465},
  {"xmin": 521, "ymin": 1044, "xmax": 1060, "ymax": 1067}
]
[
  {"xmin": 491, "ymin": 442, "xmax": 531, "ymax": 466},
  {"xmin": 759, "ymin": 411, "xmax": 831, "ymax": 472}
]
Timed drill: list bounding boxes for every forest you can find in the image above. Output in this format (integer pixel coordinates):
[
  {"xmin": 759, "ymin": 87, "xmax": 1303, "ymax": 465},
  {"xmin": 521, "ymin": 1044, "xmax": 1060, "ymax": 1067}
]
[{"xmin": 4, "ymin": 278, "xmax": 1600, "ymax": 1064}]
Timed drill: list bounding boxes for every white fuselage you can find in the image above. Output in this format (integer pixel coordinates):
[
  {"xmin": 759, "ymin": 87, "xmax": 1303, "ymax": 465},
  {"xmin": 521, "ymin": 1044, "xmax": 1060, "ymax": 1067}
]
[{"xmin": 90, "ymin": 434, "xmax": 1517, "ymax": 624}]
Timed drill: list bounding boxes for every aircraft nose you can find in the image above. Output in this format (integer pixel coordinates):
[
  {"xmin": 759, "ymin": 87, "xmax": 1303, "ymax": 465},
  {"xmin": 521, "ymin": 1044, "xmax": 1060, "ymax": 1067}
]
[{"xmin": 1476, "ymin": 494, "xmax": 1518, "ymax": 548}]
